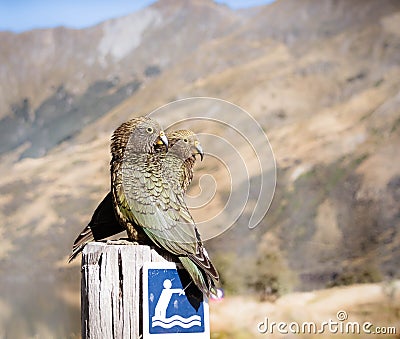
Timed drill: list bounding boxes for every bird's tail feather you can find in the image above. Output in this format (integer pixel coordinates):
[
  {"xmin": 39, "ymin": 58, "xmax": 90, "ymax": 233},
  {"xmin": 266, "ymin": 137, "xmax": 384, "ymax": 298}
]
[
  {"xmin": 179, "ymin": 256, "xmax": 217, "ymax": 297},
  {"xmin": 68, "ymin": 226, "xmax": 95, "ymax": 263},
  {"xmin": 189, "ymin": 246, "xmax": 219, "ymax": 286}
]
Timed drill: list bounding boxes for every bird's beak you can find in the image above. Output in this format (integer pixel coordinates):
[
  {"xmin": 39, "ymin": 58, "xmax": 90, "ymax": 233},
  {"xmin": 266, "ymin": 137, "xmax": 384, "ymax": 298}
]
[
  {"xmin": 193, "ymin": 141, "xmax": 204, "ymax": 161},
  {"xmin": 156, "ymin": 131, "xmax": 168, "ymax": 150}
]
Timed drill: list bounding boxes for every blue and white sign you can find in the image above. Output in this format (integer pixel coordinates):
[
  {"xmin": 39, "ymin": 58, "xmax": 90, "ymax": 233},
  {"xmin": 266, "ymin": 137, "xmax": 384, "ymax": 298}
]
[{"xmin": 143, "ymin": 262, "xmax": 210, "ymax": 338}]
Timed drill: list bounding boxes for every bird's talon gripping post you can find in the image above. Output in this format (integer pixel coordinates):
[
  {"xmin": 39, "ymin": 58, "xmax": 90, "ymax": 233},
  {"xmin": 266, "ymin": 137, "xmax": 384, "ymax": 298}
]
[{"xmin": 106, "ymin": 239, "xmax": 135, "ymax": 246}]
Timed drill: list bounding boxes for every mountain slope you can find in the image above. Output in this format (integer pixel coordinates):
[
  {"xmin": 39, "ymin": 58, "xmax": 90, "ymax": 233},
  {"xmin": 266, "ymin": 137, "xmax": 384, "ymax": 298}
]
[
  {"xmin": 0, "ymin": 0, "xmax": 400, "ymax": 337},
  {"xmin": 0, "ymin": 0, "xmax": 241, "ymax": 157}
]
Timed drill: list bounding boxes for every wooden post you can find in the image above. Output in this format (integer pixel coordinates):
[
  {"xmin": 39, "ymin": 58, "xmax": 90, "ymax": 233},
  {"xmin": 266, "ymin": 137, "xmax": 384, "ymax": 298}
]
[{"xmin": 81, "ymin": 242, "xmax": 172, "ymax": 339}]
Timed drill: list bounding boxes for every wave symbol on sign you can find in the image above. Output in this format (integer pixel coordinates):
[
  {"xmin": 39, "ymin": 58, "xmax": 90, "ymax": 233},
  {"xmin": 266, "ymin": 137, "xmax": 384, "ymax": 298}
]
[{"xmin": 152, "ymin": 314, "xmax": 201, "ymax": 329}]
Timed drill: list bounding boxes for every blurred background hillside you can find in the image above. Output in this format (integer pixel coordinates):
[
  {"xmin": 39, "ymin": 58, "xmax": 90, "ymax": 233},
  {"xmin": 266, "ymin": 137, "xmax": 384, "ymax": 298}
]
[{"xmin": 0, "ymin": 0, "xmax": 400, "ymax": 337}]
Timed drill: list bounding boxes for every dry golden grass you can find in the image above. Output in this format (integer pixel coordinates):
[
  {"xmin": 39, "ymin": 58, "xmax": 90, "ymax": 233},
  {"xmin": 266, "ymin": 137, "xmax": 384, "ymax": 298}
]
[{"xmin": 210, "ymin": 281, "xmax": 400, "ymax": 338}]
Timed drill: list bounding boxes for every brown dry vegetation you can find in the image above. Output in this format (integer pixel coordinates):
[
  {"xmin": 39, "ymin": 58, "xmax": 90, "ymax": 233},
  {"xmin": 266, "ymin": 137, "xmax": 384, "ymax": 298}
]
[{"xmin": 0, "ymin": 0, "xmax": 399, "ymax": 337}]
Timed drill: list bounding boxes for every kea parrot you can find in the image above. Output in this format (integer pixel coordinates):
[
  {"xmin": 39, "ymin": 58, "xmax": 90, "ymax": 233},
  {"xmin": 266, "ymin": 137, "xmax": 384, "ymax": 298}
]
[{"xmin": 69, "ymin": 117, "xmax": 219, "ymax": 296}]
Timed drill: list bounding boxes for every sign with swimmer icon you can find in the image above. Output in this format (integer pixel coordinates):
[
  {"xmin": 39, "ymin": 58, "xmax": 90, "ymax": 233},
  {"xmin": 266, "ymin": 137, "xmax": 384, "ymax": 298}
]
[{"xmin": 142, "ymin": 262, "xmax": 210, "ymax": 338}]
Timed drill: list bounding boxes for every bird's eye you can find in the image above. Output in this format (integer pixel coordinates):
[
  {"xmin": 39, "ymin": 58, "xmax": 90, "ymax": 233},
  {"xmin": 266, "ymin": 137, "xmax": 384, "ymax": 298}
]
[
  {"xmin": 183, "ymin": 138, "xmax": 188, "ymax": 143},
  {"xmin": 146, "ymin": 127, "xmax": 153, "ymax": 133}
]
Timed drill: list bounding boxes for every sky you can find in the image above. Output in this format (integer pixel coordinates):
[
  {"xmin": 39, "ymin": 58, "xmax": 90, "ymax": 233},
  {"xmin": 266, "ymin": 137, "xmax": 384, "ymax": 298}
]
[{"xmin": 0, "ymin": 0, "xmax": 274, "ymax": 33}]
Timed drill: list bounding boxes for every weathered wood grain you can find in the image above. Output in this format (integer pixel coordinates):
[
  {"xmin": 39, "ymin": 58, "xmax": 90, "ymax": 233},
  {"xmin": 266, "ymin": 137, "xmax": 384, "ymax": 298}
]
[{"xmin": 81, "ymin": 242, "xmax": 173, "ymax": 339}]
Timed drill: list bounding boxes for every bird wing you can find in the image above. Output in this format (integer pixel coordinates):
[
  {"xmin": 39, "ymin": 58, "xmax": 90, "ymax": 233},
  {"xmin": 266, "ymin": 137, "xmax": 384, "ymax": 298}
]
[{"xmin": 117, "ymin": 154, "xmax": 198, "ymax": 256}]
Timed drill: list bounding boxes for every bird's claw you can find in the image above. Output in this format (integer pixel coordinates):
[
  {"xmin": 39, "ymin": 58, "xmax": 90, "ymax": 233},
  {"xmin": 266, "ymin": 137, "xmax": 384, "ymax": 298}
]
[{"xmin": 106, "ymin": 239, "xmax": 137, "ymax": 245}]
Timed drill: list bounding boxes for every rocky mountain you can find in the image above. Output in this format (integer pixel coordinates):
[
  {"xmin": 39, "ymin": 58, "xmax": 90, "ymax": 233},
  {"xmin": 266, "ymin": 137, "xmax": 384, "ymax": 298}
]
[
  {"xmin": 0, "ymin": 0, "xmax": 241, "ymax": 157},
  {"xmin": 0, "ymin": 0, "xmax": 399, "ymax": 337}
]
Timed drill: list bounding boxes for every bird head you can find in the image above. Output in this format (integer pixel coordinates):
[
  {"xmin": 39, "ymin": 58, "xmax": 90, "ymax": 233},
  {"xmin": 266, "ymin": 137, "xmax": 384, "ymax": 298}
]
[
  {"xmin": 168, "ymin": 130, "xmax": 204, "ymax": 162},
  {"xmin": 119, "ymin": 116, "xmax": 168, "ymax": 155}
]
